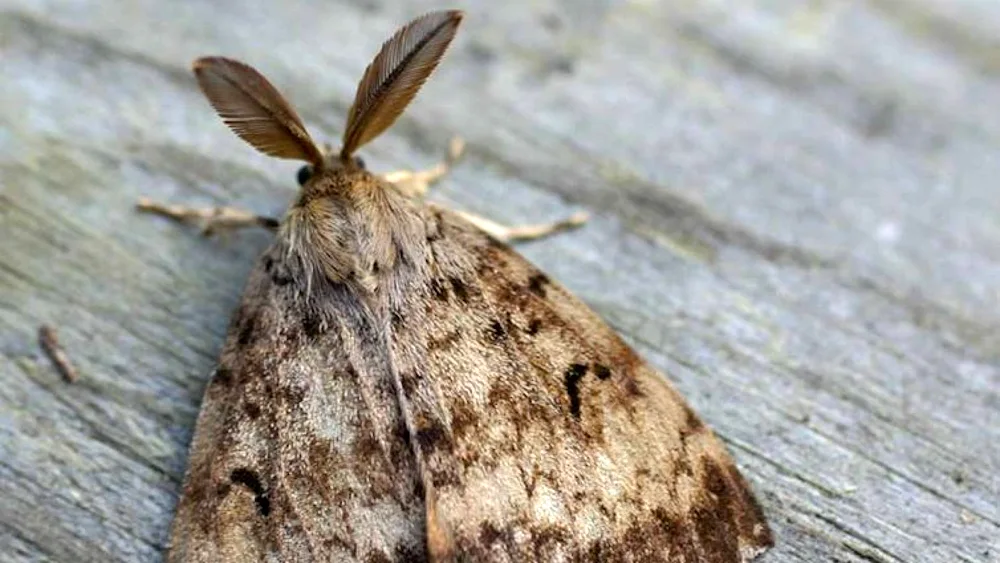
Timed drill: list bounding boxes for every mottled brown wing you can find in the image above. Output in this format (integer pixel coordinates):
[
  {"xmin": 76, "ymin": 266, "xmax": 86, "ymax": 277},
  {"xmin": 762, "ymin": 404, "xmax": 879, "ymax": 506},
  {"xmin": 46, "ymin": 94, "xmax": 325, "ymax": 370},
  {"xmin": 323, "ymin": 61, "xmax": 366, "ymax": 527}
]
[
  {"xmin": 167, "ymin": 244, "xmax": 426, "ymax": 562},
  {"xmin": 390, "ymin": 207, "xmax": 773, "ymax": 562}
]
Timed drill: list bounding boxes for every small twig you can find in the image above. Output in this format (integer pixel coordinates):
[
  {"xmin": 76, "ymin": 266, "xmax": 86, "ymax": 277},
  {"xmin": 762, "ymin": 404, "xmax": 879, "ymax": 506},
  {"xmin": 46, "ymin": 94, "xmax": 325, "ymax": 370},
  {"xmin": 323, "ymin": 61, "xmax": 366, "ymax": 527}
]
[{"xmin": 39, "ymin": 324, "xmax": 78, "ymax": 383}]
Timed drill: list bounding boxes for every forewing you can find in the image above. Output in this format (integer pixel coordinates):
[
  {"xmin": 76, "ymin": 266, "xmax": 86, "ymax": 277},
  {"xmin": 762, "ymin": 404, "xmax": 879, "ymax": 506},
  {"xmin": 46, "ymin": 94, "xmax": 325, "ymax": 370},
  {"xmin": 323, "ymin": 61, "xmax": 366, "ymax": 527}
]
[
  {"xmin": 390, "ymin": 208, "xmax": 773, "ymax": 562},
  {"xmin": 167, "ymin": 246, "xmax": 426, "ymax": 562}
]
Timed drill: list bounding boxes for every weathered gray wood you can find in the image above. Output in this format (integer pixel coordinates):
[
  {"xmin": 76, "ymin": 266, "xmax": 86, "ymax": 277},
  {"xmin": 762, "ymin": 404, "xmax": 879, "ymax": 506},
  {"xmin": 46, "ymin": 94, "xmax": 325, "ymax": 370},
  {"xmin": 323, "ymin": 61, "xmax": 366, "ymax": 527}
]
[{"xmin": 2, "ymin": 0, "xmax": 998, "ymax": 561}]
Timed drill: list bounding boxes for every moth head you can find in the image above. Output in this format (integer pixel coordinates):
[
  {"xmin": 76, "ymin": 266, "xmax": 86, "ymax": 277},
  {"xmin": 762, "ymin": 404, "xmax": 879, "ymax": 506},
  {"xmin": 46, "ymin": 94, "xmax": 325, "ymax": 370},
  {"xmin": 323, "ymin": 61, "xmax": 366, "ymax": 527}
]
[
  {"xmin": 294, "ymin": 148, "xmax": 365, "ymax": 189},
  {"xmin": 191, "ymin": 10, "xmax": 462, "ymax": 194}
]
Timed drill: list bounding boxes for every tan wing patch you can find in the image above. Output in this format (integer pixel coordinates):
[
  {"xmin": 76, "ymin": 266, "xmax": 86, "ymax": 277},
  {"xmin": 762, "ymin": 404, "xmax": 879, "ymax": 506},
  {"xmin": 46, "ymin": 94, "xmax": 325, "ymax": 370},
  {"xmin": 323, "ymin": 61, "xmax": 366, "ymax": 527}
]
[
  {"xmin": 167, "ymin": 252, "xmax": 427, "ymax": 562},
  {"xmin": 387, "ymin": 207, "xmax": 772, "ymax": 562}
]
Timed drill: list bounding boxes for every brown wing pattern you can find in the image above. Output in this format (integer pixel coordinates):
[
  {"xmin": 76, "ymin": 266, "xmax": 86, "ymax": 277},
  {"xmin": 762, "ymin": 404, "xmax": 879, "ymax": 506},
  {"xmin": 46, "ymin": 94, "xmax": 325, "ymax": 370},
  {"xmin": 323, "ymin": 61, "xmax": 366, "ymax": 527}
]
[
  {"xmin": 389, "ymin": 207, "xmax": 773, "ymax": 562},
  {"xmin": 167, "ymin": 187, "xmax": 771, "ymax": 562},
  {"xmin": 167, "ymin": 246, "xmax": 427, "ymax": 562}
]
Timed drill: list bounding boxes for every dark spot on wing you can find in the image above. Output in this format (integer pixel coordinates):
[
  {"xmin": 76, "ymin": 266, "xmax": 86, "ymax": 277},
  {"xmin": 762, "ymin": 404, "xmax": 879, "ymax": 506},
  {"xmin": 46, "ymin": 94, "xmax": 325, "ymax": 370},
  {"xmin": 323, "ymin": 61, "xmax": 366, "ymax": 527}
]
[
  {"xmin": 353, "ymin": 430, "xmax": 381, "ymax": 461},
  {"xmin": 526, "ymin": 318, "xmax": 542, "ymax": 335},
  {"xmin": 321, "ymin": 532, "xmax": 358, "ymax": 557},
  {"xmin": 212, "ymin": 366, "xmax": 233, "ymax": 387},
  {"xmin": 719, "ymin": 458, "xmax": 774, "ymax": 549},
  {"xmin": 182, "ymin": 464, "xmax": 214, "ymax": 509},
  {"xmin": 230, "ymin": 468, "xmax": 270, "ymax": 517},
  {"xmin": 564, "ymin": 363, "xmax": 589, "ymax": 419},
  {"xmin": 364, "ymin": 551, "xmax": 391, "ymax": 563},
  {"xmin": 671, "ymin": 454, "xmax": 694, "ymax": 483},
  {"xmin": 487, "ymin": 380, "xmax": 512, "ymax": 404},
  {"xmin": 667, "ymin": 517, "xmax": 701, "ymax": 558},
  {"xmin": 586, "ymin": 541, "xmax": 603, "ymax": 560},
  {"xmin": 607, "ymin": 336, "xmax": 644, "ymax": 373},
  {"xmin": 704, "ymin": 458, "xmax": 734, "ymax": 501},
  {"xmin": 307, "ymin": 437, "xmax": 332, "ymax": 463},
  {"xmin": 593, "ymin": 364, "xmax": 612, "ymax": 380},
  {"xmin": 393, "ymin": 543, "xmax": 424, "ymax": 562},
  {"xmin": 479, "ymin": 521, "xmax": 504, "ymax": 546},
  {"xmin": 430, "ymin": 467, "xmax": 461, "ymax": 489},
  {"xmin": 450, "ymin": 399, "xmax": 478, "ymax": 441},
  {"xmin": 518, "ymin": 465, "xmax": 538, "ymax": 498},
  {"xmin": 530, "ymin": 525, "xmax": 572, "ymax": 559},
  {"xmin": 475, "ymin": 520, "xmax": 573, "ymax": 558},
  {"xmin": 234, "ymin": 305, "xmax": 257, "ymax": 347},
  {"xmin": 527, "ymin": 273, "xmax": 550, "ymax": 296},
  {"xmin": 680, "ymin": 403, "xmax": 706, "ymax": 439},
  {"xmin": 632, "ymin": 457, "xmax": 769, "ymax": 561},
  {"xmin": 430, "ymin": 279, "xmax": 448, "ymax": 302},
  {"xmin": 280, "ymin": 381, "xmax": 307, "ymax": 406},
  {"xmin": 415, "ymin": 418, "xmax": 460, "ymax": 488},
  {"xmin": 600, "ymin": 506, "xmax": 698, "ymax": 561},
  {"xmin": 302, "ymin": 311, "xmax": 323, "ymax": 338},
  {"xmin": 428, "ymin": 330, "xmax": 460, "ymax": 352},
  {"xmin": 244, "ymin": 401, "xmax": 260, "ymax": 419},
  {"xmin": 263, "ymin": 254, "xmax": 292, "ymax": 286},
  {"xmin": 486, "ymin": 319, "xmax": 507, "ymax": 343},
  {"xmin": 390, "ymin": 307, "xmax": 405, "ymax": 328},
  {"xmin": 303, "ymin": 439, "xmax": 344, "ymax": 501},
  {"xmin": 653, "ymin": 507, "xmax": 687, "ymax": 538},
  {"xmin": 625, "ymin": 377, "xmax": 643, "ymax": 398},
  {"xmin": 449, "ymin": 277, "xmax": 470, "ymax": 302},
  {"xmin": 691, "ymin": 457, "xmax": 741, "ymax": 561},
  {"xmin": 401, "ymin": 370, "xmax": 424, "ymax": 397},
  {"xmin": 388, "ymin": 420, "xmax": 417, "ymax": 491},
  {"xmin": 415, "ymin": 420, "xmax": 448, "ymax": 455},
  {"xmin": 394, "ymin": 418, "xmax": 412, "ymax": 449}
]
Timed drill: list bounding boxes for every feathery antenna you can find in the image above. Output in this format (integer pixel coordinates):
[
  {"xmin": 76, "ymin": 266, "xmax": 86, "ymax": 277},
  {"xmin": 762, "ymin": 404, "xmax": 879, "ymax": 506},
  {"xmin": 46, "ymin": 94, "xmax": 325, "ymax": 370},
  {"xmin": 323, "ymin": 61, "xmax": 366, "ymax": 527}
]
[
  {"xmin": 193, "ymin": 57, "xmax": 324, "ymax": 165},
  {"xmin": 341, "ymin": 11, "xmax": 463, "ymax": 159}
]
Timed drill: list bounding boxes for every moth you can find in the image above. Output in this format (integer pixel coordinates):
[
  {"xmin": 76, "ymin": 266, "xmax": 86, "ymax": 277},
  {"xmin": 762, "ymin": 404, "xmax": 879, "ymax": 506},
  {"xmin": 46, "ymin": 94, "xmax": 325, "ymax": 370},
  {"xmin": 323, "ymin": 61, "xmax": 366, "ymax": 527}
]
[{"xmin": 151, "ymin": 10, "xmax": 773, "ymax": 563}]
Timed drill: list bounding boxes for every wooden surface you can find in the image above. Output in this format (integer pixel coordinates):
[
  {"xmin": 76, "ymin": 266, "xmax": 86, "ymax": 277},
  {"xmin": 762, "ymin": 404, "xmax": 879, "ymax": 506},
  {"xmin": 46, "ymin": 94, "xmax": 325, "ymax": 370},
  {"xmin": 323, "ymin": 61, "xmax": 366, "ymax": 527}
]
[{"xmin": 2, "ymin": 1, "xmax": 998, "ymax": 561}]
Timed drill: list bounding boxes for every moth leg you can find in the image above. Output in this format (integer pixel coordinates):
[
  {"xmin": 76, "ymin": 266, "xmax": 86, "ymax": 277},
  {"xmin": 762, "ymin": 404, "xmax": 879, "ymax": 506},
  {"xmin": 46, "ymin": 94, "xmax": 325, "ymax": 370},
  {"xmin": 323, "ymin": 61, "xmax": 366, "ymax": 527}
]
[
  {"xmin": 136, "ymin": 198, "xmax": 279, "ymax": 235},
  {"xmin": 382, "ymin": 136, "xmax": 586, "ymax": 242},
  {"xmin": 453, "ymin": 209, "xmax": 589, "ymax": 243},
  {"xmin": 382, "ymin": 137, "xmax": 465, "ymax": 199}
]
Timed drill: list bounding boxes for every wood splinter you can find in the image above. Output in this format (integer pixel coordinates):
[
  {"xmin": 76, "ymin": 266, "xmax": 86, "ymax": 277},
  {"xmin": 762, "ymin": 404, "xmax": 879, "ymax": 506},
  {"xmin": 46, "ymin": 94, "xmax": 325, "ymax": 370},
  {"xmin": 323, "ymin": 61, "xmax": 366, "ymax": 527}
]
[{"xmin": 39, "ymin": 325, "xmax": 78, "ymax": 383}]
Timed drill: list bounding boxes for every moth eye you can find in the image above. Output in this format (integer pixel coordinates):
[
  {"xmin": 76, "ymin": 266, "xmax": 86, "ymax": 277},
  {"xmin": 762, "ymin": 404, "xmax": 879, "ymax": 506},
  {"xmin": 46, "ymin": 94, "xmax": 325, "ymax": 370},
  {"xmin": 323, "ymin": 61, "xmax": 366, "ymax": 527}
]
[
  {"xmin": 296, "ymin": 164, "xmax": 313, "ymax": 186},
  {"xmin": 353, "ymin": 156, "xmax": 366, "ymax": 170}
]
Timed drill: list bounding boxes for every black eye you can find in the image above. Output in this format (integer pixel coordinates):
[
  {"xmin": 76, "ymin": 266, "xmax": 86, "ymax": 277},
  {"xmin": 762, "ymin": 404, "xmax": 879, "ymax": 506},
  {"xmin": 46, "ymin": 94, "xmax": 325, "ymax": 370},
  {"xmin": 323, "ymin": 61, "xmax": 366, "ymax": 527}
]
[
  {"xmin": 353, "ymin": 156, "xmax": 366, "ymax": 170},
  {"xmin": 296, "ymin": 165, "xmax": 313, "ymax": 186}
]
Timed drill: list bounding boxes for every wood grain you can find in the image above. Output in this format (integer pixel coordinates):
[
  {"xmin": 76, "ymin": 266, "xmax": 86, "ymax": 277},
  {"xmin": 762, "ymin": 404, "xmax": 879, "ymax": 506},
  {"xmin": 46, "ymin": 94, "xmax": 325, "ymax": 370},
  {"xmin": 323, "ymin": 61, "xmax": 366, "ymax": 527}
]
[{"xmin": 1, "ymin": 1, "xmax": 997, "ymax": 561}]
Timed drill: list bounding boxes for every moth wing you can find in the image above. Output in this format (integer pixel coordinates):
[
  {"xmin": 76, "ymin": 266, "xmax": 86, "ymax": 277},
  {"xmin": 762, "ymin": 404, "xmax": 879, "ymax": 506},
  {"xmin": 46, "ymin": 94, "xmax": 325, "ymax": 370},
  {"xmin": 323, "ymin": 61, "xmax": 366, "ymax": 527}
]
[
  {"xmin": 392, "ymin": 208, "xmax": 773, "ymax": 562},
  {"xmin": 167, "ymin": 252, "xmax": 426, "ymax": 562}
]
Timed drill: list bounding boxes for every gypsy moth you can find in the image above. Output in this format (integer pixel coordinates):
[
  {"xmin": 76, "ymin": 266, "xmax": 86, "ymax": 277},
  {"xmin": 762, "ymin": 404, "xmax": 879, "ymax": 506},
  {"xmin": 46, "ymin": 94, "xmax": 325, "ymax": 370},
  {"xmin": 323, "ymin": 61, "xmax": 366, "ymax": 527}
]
[{"xmin": 153, "ymin": 10, "xmax": 773, "ymax": 562}]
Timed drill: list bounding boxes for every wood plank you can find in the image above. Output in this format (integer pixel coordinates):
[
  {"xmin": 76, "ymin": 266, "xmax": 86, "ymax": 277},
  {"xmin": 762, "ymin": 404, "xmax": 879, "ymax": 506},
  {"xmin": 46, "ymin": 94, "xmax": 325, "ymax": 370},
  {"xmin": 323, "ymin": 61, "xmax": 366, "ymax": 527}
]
[{"xmin": 2, "ymin": 1, "xmax": 997, "ymax": 561}]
